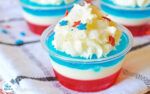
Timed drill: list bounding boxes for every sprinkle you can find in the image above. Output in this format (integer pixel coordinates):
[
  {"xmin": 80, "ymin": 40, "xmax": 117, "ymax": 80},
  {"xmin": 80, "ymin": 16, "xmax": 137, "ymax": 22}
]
[
  {"xmin": 102, "ymin": 17, "xmax": 111, "ymax": 21},
  {"xmin": 20, "ymin": 32, "xmax": 26, "ymax": 36},
  {"xmin": 59, "ymin": 20, "xmax": 68, "ymax": 26},
  {"xmin": 0, "ymin": 29, "xmax": 8, "ymax": 34},
  {"xmin": 85, "ymin": 0, "xmax": 93, "ymax": 3},
  {"xmin": 77, "ymin": 23, "xmax": 87, "ymax": 30},
  {"xmin": 64, "ymin": 10, "xmax": 69, "ymax": 16},
  {"xmin": 4, "ymin": 25, "xmax": 11, "ymax": 29},
  {"xmin": 15, "ymin": 39, "xmax": 24, "ymax": 45},
  {"xmin": 109, "ymin": 35, "xmax": 115, "ymax": 46},
  {"xmin": 72, "ymin": 21, "xmax": 81, "ymax": 27}
]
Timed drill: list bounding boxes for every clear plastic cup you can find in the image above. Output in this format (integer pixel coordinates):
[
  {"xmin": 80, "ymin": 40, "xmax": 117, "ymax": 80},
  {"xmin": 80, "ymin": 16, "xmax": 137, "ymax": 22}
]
[
  {"xmin": 20, "ymin": 0, "xmax": 81, "ymax": 35},
  {"xmin": 41, "ymin": 25, "xmax": 133, "ymax": 92},
  {"xmin": 99, "ymin": 0, "xmax": 150, "ymax": 36}
]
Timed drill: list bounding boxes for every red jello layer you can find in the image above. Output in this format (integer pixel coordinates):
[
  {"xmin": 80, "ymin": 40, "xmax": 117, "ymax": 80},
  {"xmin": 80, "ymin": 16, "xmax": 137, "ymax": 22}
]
[
  {"xmin": 54, "ymin": 69, "xmax": 121, "ymax": 92},
  {"xmin": 125, "ymin": 24, "xmax": 150, "ymax": 36},
  {"xmin": 27, "ymin": 22, "xmax": 49, "ymax": 35}
]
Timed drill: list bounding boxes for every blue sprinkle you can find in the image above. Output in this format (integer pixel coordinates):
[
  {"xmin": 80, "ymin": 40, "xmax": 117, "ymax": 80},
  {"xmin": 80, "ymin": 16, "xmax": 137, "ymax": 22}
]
[
  {"xmin": 20, "ymin": 32, "xmax": 26, "ymax": 36},
  {"xmin": 77, "ymin": 23, "xmax": 87, "ymax": 30},
  {"xmin": 0, "ymin": 29, "xmax": 8, "ymax": 34},
  {"xmin": 15, "ymin": 40, "xmax": 24, "ymax": 45},
  {"xmin": 59, "ymin": 20, "xmax": 68, "ymax": 26}
]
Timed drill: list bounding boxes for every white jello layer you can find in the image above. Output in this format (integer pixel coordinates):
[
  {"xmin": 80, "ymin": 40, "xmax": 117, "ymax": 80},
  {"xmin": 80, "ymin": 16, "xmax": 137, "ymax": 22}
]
[
  {"xmin": 107, "ymin": 15, "xmax": 150, "ymax": 26},
  {"xmin": 23, "ymin": 11, "xmax": 62, "ymax": 25},
  {"xmin": 50, "ymin": 59, "xmax": 123, "ymax": 80}
]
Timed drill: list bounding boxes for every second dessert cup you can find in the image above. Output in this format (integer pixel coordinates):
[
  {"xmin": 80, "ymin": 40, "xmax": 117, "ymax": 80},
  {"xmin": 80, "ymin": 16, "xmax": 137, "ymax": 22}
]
[
  {"xmin": 99, "ymin": 0, "xmax": 150, "ymax": 36},
  {"xmin": 20, "ymin": 0, "xmax": 81, "ymax": 35}
]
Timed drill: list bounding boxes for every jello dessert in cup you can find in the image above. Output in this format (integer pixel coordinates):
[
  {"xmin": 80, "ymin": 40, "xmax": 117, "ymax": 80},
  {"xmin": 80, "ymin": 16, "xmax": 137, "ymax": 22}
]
[
  {"xmin": 100, "ymin": 0, "xmax": 150, "ymax": 36},
  {"xmin": 20, "ymin": 0, "xmax": 81, "ymax": 35},
  {"xmin": 41, "ymin": 3, "xmax": 133, "ymax": 92}
]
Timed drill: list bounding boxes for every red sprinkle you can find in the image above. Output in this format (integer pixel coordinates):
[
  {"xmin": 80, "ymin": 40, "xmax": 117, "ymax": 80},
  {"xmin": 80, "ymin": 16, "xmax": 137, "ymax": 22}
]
[
  {"xmin": 4, "ymin": 25, "xmax": 11, "ymax": 29},
  {"xmin": 65, "ymin": 10, "xmax": 69, "ymax": 16},
  {"xmin": 102, "ymin": 17, "xmax": 111, "ymax": 21},
  {"xmin": 85, "ymin": 0, "xmax": 93, "ymax": 3},
  {"xmin": 109, "ymin": 35, "xmax": 115, "ymax": 46},
  {"xmin": 72, "ymin": 21, "xmax": 81, "ymax": 27}
]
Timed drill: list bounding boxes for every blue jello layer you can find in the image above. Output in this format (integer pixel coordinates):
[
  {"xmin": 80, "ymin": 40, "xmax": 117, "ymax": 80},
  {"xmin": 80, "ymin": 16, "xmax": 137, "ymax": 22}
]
[
  {"xmin": 21, "ymin": 0, "xmax": 80, "ymax": 8},
  {"xmin": 45, "ymin": 31, "xmax": 129, "ymax": 70},
  {"xmin": 22, "ymin": 7, "xmax": 72, "ymax": 16},
  {"xmin": 21, "ymin": 0, "xmax": 80, "ymax": 16},
  {"xmin": 100, "ymin": 0, "xmax": 150, "ymax": 19}
]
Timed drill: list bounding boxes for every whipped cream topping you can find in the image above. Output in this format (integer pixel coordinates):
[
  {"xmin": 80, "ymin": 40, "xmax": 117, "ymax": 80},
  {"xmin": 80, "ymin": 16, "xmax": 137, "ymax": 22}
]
[
  {"xmin": 52, "ymin": 3, "xmax": 122, "ymax": 59},
  {"xmin": 30, "ymin": 0, "xmax": 75, "ymax": 5},
  {"xmin": 113, "ymin": 0, "xmax": 150, "ymax": 7}
]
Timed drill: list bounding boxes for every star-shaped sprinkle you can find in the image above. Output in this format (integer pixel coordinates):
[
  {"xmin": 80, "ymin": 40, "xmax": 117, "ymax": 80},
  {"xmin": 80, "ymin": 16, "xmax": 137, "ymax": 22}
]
[
  {"xmin": 72, "ymin": 21, "xmax": 81, "ymax": 27},
  {"xmin": 77, "ymin": 23, "xmax": 87, "ymax": 30},
  {"xmin": 59, "ymin": 20, "xmax": 68, "ymax": 26},
  {"xmin": 64, "ymin": 10, "xmax": 69, "ymax": 16},
  {"xmin": 85, "ymin": 0, "xmax": 93, "ymax": 3},
  {"xmin": 108, "ymin": 35, "xmax": 115, "ymax": 46}
]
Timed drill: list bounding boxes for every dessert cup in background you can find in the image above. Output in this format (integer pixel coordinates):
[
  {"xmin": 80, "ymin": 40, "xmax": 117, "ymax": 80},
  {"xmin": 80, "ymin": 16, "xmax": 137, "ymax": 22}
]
[
  {"xmin": 99, "ymin": 0, "xmax": 150, "ymax": 36},
  {"xmin": 41, "ymin": 25, "xmax": 133, "ymax": 92},
  {"xmin": 20, "ymin": 0, "xmax": 81, "ymax": 35}
]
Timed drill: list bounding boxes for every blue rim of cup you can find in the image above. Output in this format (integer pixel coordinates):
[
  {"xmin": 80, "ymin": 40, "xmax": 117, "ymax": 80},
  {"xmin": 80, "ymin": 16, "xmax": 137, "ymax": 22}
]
[
  {"xmin": 20, "ymin": 0, "xmax": 82, "ymax": 10},
  {"xmin": 41, "ymin": 24, "xmax": 133, "ymax": 64}
]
